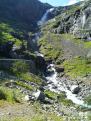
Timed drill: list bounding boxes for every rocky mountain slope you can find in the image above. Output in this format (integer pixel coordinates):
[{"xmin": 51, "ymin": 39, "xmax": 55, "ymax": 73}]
[
  {"xmin": 0, "ymin": 0, "xmax": 51, "ymax": 31},
  {"xmin": 39, "ymin": 0, "xmax": 91, "ymax": 77},
  {"xmin": 0, "ymin": 0, "xmax": 91, "ymax": 121}
]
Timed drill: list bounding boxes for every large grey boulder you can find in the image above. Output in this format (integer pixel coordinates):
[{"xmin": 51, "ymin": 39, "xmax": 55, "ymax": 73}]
[
  {"xmin": 71, "ymin": 85, "xmax": 80, "ymax": 94},
  {"xmin": 33, "ymin": 90, "xmax": 45, "ymax": 101},
  {"xmin": 24, "ymin": 95, "xmax": 31, "ymax": 101}
]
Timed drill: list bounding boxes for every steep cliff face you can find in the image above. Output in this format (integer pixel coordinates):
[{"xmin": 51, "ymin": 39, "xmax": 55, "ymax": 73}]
[
  {"xmin": 38, "ymin": 0, "xmax": 91, "ymax": 79},
  {"xmin": 70, "ymin": 0, "xmax": 91, "ymax": 39},
  {"xmin": 50, "ymin": 0, "xmax": 91, "ymax": 39},
  {"xmin": 0, "ymin": 0, "xmax": 51, "ymax": 31}
]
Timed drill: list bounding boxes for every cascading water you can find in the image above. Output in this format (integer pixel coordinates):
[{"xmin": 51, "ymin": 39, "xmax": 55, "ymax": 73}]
[
  {"xmin": 82, "ymin": 13, "xmax": 86, "ymax": 28},
  {"xmin": 34, "ymin": 8, "xmax": 91, "ymax": 108},
  {"xmin": 45, "ymin": 64, "xmax": 84, "ymax": 105},
  {"xmin": 45, "ymin": 64, "xmax": 91, "ymax": 108},
  {"xmin": 37, "ymin": 8, "xmax": 54, "ymax": 26}
]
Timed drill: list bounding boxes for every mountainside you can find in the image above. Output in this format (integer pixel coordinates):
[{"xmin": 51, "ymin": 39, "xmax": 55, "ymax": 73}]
[
  {"xmin": 52, "ymin": 0, "xmax": 91, "ymax": 39},
  {"xmin": 0, "ymin": 0, "xmax": 91, "ymax": 121},
  {"xmin": 0, "ymin": 0, "xmax": 51, "ymax": 31},
  {"xmin": 0, "ymin": 0, "xmax": 52, "ymax": 60},
  {"xmin": 39, "ymin": 0, "xmax": 91, "ymax": 68}
]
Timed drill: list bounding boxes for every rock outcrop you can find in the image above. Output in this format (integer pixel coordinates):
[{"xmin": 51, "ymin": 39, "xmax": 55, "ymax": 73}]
[{"xmin": 52, "ymin": 0, "xmax": 91, "ymax": 39}]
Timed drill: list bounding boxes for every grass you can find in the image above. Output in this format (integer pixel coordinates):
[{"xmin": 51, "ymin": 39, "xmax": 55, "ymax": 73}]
[
  {"xmin": 61, "ymin": 34, "xmax": 83, "ymax": 44},
  {"xmin": 57, "ymin": 92, "xmax": 74, "ymax": 106},
  {"xmin": 84, "ymin": 95, "xmax": 91, "ymax": 105},
  {"xmin": 59, "ymin": 97, "xmax": 74, "ymax": 106},
  {"xmin": 44, "ymin": 90, "xmax": 73, "ymax": 106},
  {"xmin": 39, "ymin": 32, "xmax": 62, "ymax": 61},
  {"xmin": 63, "ymin": 57, "xmax": 91, "ymax": 78},
  {"xmin": 0, "ymin": 86, "xmax": 23, "ymax": 104},
  {"xmin": 20, "ymin": 73, "xmax": 43, "ymax": 85},
  {"xmin": 16, "ymin": 81, "xmax": 33, "ymax": 91},
  {"xmin": 84, "ymin": 41, "xmax": 91, "ymax": 48},
  {"xmin": 0, "ymin": 114, "xmax": 64, "ymax": 121},
  {"xmin": 44, "ymin": 90, "xmax": 58, "ymax": 100},
  {"xmin": 61, "ymin": 33, "xmax": 91, "ymax": 49},
  {"xmin": 0, "ymin": 23, "xmax": 24, "ymax": 47},
  {"xmin": 0, "ymin": 117, "xmax": 31, "ymax": 121}
]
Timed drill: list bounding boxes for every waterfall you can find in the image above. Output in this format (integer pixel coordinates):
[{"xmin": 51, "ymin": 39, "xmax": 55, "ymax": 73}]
[
  {"xmin": 37, "ymin": 8, "xmax": 54, "ymax": 26},
  {"xmin": 82, "ymin": 13, "xmax": 86, "ymax": 28},
  {"xmin": 34, "ymin": 8, "xmax": 91, "ymax": 108}
]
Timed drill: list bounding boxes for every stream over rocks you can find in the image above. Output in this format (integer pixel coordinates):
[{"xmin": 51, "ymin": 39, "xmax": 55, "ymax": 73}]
[
  {"xmin": 45, "ymin": 64, "xmax": 84, "ymax": 105},
  {"xmin": 33, "ymin": 8, "xmax": 91, "ymax": 108}
]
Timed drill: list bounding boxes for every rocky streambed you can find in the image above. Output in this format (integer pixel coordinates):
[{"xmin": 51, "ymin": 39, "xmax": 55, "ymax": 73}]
[
  {"xmin": 1, "ymin": 6, "xmax": 91, "ymax": 120},
  {"xmin": 33, "ymin": 7, "xmax": 91, "ymax": 108}
]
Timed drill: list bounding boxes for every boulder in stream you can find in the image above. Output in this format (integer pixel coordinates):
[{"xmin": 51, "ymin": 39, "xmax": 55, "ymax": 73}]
[
  {"xmin": 33, "ymin": 90, "xmax": 45, "ymax": 102},
  {"xmin": 71, "ymin": 85, "xmax": 80, "ymax": 94}
]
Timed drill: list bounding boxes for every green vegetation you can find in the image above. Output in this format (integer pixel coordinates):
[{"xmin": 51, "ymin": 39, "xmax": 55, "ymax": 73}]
[
  {"xmin": 61, "ymin": 33, "xmax": 91, "ymax": 49},
  {"xmin": 39, "ymin": 33, "xmax": 62, "ymax": 61},
  {"xmin": 20, "ymin": 73, "xmax": 42, "ymax": 85},
  {"xmin": 63, "ymin": 57, "xmax": 91, "ymax": 78},
  {"xmin": 0, "ymin": 86, "xmax": 22, "ymax": 104},
  {"xmin": 0, "ymin": 23, "xmax": 23, "ymax": 47},
  {"xmin": 0, "ymin": 114, "xmax": 64, "ymax": 121},
  {"xmin": 87, "ymin": 112, "xmax": 91, "ymax": 121},
  {"xmin": 16, "ymin": 81, "xmax": 33, "ymax": 91},
  {"xmin": 0, "ymin": 117, "xmax": 32, "ymax": 121},
  {"xmin": 44, "ymin": 90, "xmax": 73, "ymax": 106},
  {"xmin": 0, "ymin": 0, "xmax": 50, "ymax": 31},
  {"xmin": 84, "ymin": 95, "xmax": 91, "ymax": 105},
  {"xmin": 57, "ymin": 92, "xmax": 74, "ymax": 106},
  {"xmin": 61, "ymin": 34, "xmax": 83, "ymax": 44},
  {"xmin": 11, "ymin": 60, "xmax": 30, "ymax": 77},
  {"xmin": 84, "ymin": 41, "xmax": 91, "ymax": 48},
  {"xmin": 44, "ymin": 90, "xmax": 59, "ymax": 100},
  {"xmin": 39, "ymin": 31, "xmax": 91, "ymax": 81},
  {"xmin": 31, "ymin": 115, "xmax": 47, "ymax": 121},
  {"xmin": 59, "ymin": 97, "xmax": 74, "ymax": 106}
]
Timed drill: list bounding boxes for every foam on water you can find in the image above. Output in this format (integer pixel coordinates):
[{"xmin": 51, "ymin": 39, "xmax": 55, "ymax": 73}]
[
  {"xmin": 46, "ymin": 64, "xmax": 84, "ymax": 105},
  {"xmin": 35, "ymin": 8, "xmax": 90, "ymax": 108}
]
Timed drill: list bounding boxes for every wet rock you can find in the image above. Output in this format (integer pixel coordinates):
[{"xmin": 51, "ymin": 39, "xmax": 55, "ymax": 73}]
[
  {"xmin": 60, "ymin": 72, "xmax": 64, "ymax": 77},
  {"xmin": 71, "ymin": 85, "xmax": 80, "ymax": 94},
  {"xmin": 33, "ymin": 90, "xmax": 45, "ymax": 102},
  {"xmin": 35, "ymin": 55, "xmax": 47, "ymax": 72},
  {"xmin": 55, "ymin": 66, "xmax": 64, "ymax": 73}
]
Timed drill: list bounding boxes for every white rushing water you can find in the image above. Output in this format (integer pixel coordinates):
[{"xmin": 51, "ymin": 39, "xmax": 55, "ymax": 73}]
[
  {"xmin": 37, "ymin": 8, "xmax": 54, "ymax": 26},
  {"xmin": 45, "ymin": 64, "xmax": 84, "ymax": 105},
  {"xmin": 46, "ymin": 65, "xmax": 91, "ymax": 107},
  {"xmin": 82, "ymin": 13, "xmax": 86, "ymax": 28},
  {"xmin": 34, "ymin": 51, "xmax": 44, "ymax": 57},
  {"xmin": 35, "ymin": 8, "xmax": 91, "ymax": 107}
]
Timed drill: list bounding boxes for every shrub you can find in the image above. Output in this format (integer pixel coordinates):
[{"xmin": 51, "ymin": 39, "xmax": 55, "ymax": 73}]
[
  {"xmin": 0, "ymin": 89, "xmax": 7, "ymax": 100},
  {"xmin": 63, "ymin": 57, "xmax": 91, "ymax": 78},
  {"xmin": 20, "ymin": 73, "xmax": 42, "ymax": 85},
  {"xmin": 11, "ymin": 61, "xmax": 30, "ymax": 77},
  {"xmin": 0, "ymin": 86, "xmax": 22, "ymax": 103},
  {"xmin": 84, "ymin": 95, "xmax": 91, "ymax": 105}
]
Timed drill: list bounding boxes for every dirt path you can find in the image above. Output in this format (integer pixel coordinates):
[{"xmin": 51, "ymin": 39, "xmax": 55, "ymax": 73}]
[{"xmin": 0, "ymin": 102, "xmax": 36, "ymax": 120}]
